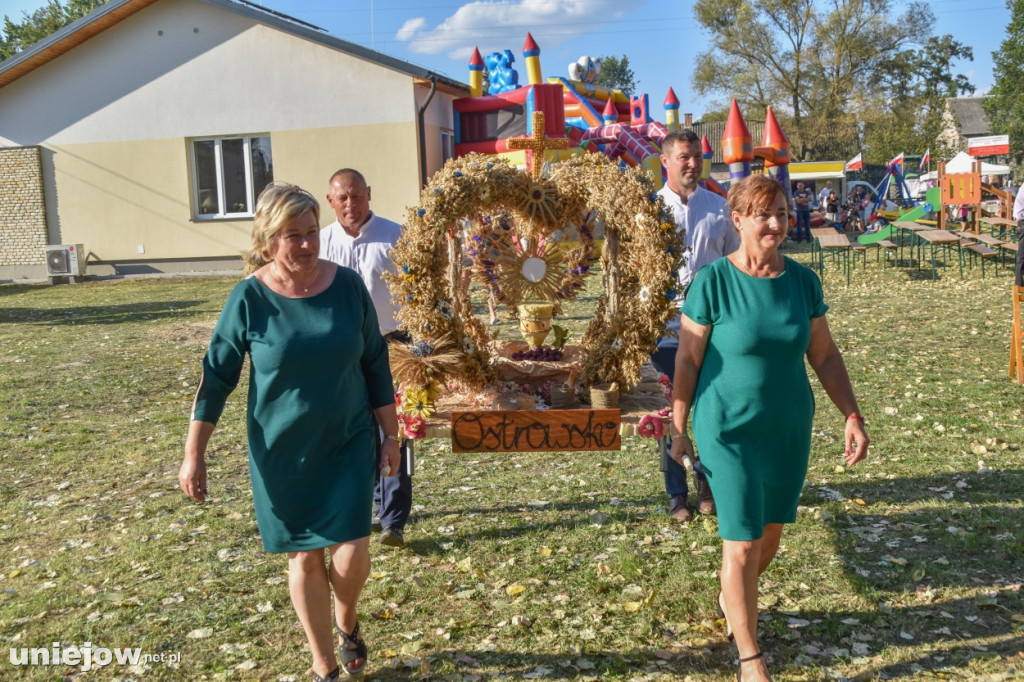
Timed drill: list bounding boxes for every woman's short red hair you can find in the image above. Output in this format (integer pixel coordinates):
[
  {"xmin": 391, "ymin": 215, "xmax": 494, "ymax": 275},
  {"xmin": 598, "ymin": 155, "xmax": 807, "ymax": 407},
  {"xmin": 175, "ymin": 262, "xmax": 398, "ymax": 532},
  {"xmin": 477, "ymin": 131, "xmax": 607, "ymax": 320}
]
[{"xmin": 728, "ymin": 174, "xmax": 787, "ymax": 217}]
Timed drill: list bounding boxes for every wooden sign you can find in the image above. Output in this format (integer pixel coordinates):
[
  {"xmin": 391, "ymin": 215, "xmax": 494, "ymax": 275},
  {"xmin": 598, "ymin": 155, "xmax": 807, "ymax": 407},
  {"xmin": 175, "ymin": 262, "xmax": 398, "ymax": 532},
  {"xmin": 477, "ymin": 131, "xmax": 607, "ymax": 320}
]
[
  {"xmin": 940, "ymin": 172, "xmax": 980, "ymax": 206},
  {"xmin": 451, "ymin": 409, "xmax": 621, "ymax": 453}
]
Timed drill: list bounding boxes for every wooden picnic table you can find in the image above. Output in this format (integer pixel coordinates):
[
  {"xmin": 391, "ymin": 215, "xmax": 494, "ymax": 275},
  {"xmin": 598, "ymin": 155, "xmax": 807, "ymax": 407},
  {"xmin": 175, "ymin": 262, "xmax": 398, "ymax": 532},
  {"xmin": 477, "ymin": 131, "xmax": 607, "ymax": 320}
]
[
  {"xmin": 957, "ymin": 231, "xmax": 1009, "ymax": 276},
  {"xmin": 980, "ymin": 215, "xmax": 1019, "ymax": 240},
  {"xmin": 916, "ymin": 230, "xmax": 961, "ymax": 279},
  {"xmin": 888, "ymin": 221, "xmax": 931, "ymax": 263},
  {"xmin": 981, "ymin": 216, "xmax": 1017, "ymax": 227},
  {"xmin": 957, "ymin": 231, "xmax": 1003, "ymax": 247},
  {"xmin": 891, "ymin": 220, "xmax": 932, "ymax": 232},
  {"xmin": 816, "ymin": 232, "xmax": 852, "ymax": 285},
  {"xmin": 809, "ymin": 228, "xmax": 838, "ymax": 268}
]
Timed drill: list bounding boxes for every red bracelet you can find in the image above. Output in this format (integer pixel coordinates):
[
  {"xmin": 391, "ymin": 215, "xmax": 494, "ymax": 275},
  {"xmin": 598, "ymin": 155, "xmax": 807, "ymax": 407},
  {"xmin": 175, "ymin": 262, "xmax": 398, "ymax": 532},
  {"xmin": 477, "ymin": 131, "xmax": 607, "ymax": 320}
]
[{"xmin": 847, "ymin": 414, "xmax": 864, "ymax": 422}]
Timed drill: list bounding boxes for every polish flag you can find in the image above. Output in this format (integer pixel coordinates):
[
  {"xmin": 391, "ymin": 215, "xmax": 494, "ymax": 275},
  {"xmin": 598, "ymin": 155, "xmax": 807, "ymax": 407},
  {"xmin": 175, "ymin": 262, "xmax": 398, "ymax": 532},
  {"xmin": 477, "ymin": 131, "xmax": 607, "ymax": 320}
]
[
  {"xmin": 888, "ymin": 152, "xmax": 904, "ymax": 169},
  {"xmin": 844, "ymin": 153, "xmax": 863, "ymax": 172},
  {"xmin": 919, "ymin": 149, "xmax": 930, "ymax": 171}
]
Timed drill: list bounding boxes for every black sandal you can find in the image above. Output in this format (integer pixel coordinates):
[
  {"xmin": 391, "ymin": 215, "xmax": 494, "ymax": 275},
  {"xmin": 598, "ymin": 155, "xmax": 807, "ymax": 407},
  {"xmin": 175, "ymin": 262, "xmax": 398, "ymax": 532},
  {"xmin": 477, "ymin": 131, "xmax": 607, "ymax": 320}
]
[
  {"xmin": 335, "ymin": 620, "xmax": 367, "ymax": 677},
  {"xmin": 717, "ymin": 591, "xmax": 734, "ymax": 643},
  {"xmin": 737, "ymin": 651, "xmax": 770, "ymax": 681},
  {"xmin": 312, "ymin": 667, "xmax": 340, "ymax": 682}
]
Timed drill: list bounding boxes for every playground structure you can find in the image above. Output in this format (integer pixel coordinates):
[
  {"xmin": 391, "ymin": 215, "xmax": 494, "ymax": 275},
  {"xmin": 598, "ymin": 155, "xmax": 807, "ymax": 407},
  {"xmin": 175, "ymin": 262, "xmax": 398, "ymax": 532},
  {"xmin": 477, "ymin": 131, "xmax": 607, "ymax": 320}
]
[
  {"xmin": 869, "ymin": 162, "xmax": 917, "ymax": 215},
  {"xmin": 936, "ymin": 158, "xmax": 984, "ymax": 233},
  {"xmin": 453, "ymin": 34, "xmax": 793, "ymax": 199}
]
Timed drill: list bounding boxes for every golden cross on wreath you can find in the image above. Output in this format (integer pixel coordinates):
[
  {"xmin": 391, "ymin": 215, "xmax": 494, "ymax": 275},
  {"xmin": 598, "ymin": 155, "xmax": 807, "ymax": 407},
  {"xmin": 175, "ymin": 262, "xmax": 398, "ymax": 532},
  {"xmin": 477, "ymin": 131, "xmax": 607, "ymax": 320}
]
[{"xmin": 506, "ymin": 111, "xmax": 569, "ymax": 180}]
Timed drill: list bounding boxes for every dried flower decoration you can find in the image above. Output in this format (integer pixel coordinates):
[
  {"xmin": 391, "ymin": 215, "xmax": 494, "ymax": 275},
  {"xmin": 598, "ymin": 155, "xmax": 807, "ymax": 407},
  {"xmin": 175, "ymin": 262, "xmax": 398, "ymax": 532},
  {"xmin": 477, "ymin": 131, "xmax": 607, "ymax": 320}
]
[{"xmin": 385, "ymin": 153, "xmax": 683, "ymax": 392}]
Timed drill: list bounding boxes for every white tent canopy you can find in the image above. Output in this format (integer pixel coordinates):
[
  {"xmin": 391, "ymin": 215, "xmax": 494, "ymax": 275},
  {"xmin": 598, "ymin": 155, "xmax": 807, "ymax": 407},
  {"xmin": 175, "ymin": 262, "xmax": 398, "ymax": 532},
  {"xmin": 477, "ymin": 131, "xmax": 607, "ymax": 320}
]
[{"xmin": 920, "ymin": 151, "xmax": 1010, "ymax": 181}]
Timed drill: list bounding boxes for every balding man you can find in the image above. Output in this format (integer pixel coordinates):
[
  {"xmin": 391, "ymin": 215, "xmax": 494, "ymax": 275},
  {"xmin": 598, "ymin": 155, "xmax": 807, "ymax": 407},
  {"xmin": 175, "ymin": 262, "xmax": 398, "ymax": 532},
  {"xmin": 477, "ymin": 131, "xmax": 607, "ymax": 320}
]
[{"xmin": 321, "ymin": 168, "xmax": 411, "ymax": 549}]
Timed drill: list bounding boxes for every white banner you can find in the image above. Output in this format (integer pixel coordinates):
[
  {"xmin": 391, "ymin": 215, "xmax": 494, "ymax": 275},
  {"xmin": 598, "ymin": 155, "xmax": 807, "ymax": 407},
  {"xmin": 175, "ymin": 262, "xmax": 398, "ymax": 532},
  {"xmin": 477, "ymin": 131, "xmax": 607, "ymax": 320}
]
[{"xmin": 968, "ymin": 135, "xmax": 1009, "ymax": 157}]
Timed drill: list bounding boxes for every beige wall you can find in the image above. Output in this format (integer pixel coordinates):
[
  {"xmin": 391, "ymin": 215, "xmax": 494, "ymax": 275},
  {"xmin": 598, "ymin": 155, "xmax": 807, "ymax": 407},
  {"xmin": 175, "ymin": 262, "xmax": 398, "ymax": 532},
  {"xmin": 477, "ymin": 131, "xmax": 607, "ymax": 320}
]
[
  {"xmin": 0, "ymin": 0, "xmax": 465, "ymax": 275},
  {"xmin": 0, "ymin": 0, "xmax": 420, "ymax": 147},
  {"xmin": 40, "ymin": 121, "xmax": 423, "ymax": 263},
  {"xmin": 274, "ymin": 122, "xmax": 423, "ymax": 228}
]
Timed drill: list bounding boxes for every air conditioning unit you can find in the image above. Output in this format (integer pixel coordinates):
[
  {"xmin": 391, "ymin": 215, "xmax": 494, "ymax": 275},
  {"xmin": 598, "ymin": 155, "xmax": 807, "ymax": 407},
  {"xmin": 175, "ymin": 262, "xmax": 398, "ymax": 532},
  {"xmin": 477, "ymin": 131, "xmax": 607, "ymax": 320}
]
[{"xmin": 44, "ymin": 244, "xmax": 86, "ymax": 277}]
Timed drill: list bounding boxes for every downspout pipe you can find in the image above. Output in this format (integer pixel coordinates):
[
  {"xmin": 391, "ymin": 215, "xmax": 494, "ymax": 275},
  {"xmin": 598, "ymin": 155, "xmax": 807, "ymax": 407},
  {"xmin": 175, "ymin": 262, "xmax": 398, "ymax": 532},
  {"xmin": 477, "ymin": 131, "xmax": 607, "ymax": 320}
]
[{"xmin": 417, "ymin": 75, "xmax": 438, "ymax": 188}]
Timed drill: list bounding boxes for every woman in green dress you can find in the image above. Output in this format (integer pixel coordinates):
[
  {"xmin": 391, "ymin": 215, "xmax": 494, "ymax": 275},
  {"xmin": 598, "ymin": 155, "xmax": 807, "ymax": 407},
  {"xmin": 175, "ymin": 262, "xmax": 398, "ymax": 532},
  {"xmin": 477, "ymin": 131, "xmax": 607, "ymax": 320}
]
[
  {"xmin": 179, "ymin": 183, "xmax": 401, "ymax": 681},
  {"xmin": 669, "ymin": 174, "xmax": 869, "ymax": 681}
]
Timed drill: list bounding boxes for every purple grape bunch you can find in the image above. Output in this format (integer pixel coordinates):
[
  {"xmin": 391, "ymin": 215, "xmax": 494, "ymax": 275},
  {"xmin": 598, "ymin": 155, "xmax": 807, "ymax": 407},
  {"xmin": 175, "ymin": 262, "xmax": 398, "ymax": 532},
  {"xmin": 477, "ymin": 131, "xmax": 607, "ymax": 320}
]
[{"xmin": 511, "ymin": 346, "xmax": 564, "ymax": 362}]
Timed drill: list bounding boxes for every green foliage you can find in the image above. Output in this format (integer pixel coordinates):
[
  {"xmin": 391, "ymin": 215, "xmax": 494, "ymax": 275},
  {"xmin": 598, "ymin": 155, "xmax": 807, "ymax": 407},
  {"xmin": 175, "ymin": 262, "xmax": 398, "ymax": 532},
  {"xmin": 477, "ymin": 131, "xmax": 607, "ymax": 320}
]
[
  {"xmin": 861, "ymin": 34, "xmax": 974, "ymax": 165},
  {"xmin": 597, "ymin": 54, "xmax": 637, "ymax": 94},
  {"xmin": 984, "ymin": 0, "xmax": 1024, "ymax": 174},
  {"xmin": 691, "ymin": 0, "xmax": 973, "ymax": 163},
  {"xmin": 697, "ymin": 108, "xmax": 729, "ymax": 124},
  {"xmin": 1, "ymin": 0, "xmax": 104, "ymax": 61}
]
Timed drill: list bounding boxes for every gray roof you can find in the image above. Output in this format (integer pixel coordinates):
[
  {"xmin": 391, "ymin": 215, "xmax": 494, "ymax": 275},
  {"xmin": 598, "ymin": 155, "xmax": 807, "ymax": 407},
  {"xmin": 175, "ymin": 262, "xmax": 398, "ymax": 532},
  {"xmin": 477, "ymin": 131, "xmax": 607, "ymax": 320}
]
[
  {"xmin": 948, "ymin": 97, "xmax": 991, "ymax": 137},
  {"xmin": 0, "ymin": 0, "xmax": 468, "ymax": 93}
]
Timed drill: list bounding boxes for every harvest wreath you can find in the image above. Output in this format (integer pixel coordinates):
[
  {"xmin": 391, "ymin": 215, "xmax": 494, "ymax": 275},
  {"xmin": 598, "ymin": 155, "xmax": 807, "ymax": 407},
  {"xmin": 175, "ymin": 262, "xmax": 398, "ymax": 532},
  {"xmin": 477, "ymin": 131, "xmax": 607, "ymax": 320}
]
[{"xmin": 384, "ymin": 152, "xmax": 684, "ymax": 417}]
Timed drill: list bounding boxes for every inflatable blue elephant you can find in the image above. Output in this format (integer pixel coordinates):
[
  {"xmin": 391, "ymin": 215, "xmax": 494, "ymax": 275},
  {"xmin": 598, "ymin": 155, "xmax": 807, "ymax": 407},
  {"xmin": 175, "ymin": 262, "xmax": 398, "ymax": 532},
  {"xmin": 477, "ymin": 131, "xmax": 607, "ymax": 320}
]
[{"xmin": 485, "ymin": 49, "xmax": 520, "ymax": 94}]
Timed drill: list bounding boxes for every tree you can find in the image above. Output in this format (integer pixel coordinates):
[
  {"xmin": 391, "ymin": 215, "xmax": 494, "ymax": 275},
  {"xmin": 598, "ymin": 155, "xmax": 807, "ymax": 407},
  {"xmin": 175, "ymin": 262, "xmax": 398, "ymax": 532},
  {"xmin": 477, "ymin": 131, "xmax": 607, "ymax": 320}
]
[
  {"xmin": 860, "ymin": 34, "xmax": 973, "ymax": 165},
  {"xmin": 597, "ymin": 55, "xmax": 638, "ymax": 94},
  {"xmin": 1, "ymin": 0, "xmax": 105, "ymax": 61},
  {"xmin": 984, "ymin": 0, "xmax": 1024, "ymax": 173},
  {"xmin": 690, "ymin": 0, "xmax": 971, "ymax": 162}
]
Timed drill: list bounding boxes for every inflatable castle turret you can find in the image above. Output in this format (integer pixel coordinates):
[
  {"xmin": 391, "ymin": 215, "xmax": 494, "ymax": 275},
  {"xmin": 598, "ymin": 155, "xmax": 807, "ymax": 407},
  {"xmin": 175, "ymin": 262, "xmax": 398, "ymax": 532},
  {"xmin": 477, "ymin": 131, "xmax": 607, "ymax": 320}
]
[
  {"xmin": 722, "ymin": 98, "xmax": 753, "ymax": 181},
  {"xmin": 663, "ymin": 88, "xmax": 680, "ymax": 132}
]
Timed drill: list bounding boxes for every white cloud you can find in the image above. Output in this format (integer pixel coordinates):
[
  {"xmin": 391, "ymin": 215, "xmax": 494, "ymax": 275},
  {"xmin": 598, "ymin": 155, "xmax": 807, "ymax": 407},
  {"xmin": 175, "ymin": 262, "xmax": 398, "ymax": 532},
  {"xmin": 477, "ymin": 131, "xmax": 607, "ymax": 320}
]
[
  {"xmin": 394, "ymin": 0, "xmax": 627, "ymax": 58},
  {"xmin": 395, "ymin": 17, "xmax": 428, "ymax": 42}
]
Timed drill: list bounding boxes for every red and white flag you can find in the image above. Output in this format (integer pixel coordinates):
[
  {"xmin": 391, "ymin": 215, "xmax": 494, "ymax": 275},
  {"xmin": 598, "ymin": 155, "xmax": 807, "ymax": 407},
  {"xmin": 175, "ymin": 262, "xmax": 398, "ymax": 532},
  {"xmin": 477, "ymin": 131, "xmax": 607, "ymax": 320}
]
[
  {"xmin": 845, "ymin": 153, "xmax": 863, "ymax": 172},
  {"xmin": 919, "ymin": 149, "xmax": 930, "ymax": 171},
  {"xmin": 888, "ymin": 152, "xmax": 904, "ymax": 169}
]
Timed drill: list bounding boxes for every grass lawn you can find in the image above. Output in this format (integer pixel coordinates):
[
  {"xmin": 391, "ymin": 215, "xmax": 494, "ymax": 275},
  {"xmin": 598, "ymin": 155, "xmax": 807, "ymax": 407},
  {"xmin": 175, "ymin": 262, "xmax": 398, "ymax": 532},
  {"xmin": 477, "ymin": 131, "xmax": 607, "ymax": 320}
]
[{"xmin": 1, "ymin": 244, "xmax": 1022, "ymax": 681}]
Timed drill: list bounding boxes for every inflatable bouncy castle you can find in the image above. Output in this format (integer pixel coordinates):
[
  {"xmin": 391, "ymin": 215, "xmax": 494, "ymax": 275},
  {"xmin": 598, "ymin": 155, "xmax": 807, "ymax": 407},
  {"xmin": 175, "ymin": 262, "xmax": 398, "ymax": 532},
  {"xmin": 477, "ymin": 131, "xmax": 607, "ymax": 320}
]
[
  {"xmin": 455, "ymin": 35, "xmax": 730, "ymax": 196},
  {"xmin": 453, "ymin": 34, "xmax": 794, "ymax": 200}
]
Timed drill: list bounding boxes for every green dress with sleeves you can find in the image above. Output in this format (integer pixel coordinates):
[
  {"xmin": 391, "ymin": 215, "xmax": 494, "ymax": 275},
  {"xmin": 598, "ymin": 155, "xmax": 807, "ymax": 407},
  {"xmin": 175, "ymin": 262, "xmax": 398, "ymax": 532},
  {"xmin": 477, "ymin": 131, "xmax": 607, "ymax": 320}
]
[
  {"xmin": 681, "ymin": 257, "xmax": 828, "ymax": 541},
  {"xmin": 192, "ymin": 267, "xmax": 395, "ymax": 553}
]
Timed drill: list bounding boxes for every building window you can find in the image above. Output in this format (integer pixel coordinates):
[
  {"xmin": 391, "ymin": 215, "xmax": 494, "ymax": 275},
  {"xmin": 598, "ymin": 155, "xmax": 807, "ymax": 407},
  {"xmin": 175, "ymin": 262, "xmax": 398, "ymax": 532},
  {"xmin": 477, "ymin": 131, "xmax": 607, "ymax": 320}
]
[
  {"xmin": 441, "ymin": 130, "xmax": 454, "ymax": 164},
  {"xmin": 191, "ymin": 136, "xmax": 273, "ymax": 218}
]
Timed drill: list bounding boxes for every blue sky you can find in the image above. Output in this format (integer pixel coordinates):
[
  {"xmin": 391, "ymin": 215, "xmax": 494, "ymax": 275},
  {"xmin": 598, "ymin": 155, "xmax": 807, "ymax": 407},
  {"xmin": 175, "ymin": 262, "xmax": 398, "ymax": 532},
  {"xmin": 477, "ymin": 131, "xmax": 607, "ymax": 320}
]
[{"xmin": 1, "ymin": 0, "xmax": 1011, "ymax": 118}]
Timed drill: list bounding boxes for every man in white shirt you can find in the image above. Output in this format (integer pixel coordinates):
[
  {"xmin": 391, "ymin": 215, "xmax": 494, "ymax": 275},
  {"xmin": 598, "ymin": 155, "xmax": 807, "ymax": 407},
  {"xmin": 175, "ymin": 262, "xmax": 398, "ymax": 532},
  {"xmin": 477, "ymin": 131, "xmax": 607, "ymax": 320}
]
[
  {"xmin": 322, "ymin": 168, "xmax": 411, "ymax": 548},
  {"xmin": 1013, "ymin": 183, "xmax": 1024, "ymax": 286},
  {"xmin": 651, "ymin": 130, "xmax": 739, "ymax": 523},
  {"xmin": 817, "ymin": 180, "xmax": 833, "ymax": 213}
]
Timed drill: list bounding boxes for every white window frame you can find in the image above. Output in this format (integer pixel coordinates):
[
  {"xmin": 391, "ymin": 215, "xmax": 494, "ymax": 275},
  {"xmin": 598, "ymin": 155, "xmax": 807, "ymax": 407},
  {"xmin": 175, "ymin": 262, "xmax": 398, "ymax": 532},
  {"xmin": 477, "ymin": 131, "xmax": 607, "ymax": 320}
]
[{"xmin": 190, "ymin": 135, "xmax": 269, "ymax": 220}]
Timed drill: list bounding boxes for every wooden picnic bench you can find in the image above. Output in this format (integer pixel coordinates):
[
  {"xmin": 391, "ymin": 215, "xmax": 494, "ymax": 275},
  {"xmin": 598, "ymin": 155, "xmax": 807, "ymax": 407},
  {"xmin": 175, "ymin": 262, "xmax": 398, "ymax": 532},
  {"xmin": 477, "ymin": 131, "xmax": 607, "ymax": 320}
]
[{"xmin": 956, "ymin": 231, "xmax": 1003, "ymax": 276}]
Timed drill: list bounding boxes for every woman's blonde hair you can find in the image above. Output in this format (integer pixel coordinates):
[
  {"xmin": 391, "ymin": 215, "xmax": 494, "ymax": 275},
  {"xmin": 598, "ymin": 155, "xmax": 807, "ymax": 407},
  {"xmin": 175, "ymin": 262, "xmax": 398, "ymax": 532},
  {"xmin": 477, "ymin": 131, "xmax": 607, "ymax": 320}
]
[
  {"xmin": 727, "ymin": 174, "xmax": 787, "ymax": 218},
  {"xmin": 243, "ymin": 182, "xmax": 320, "ymax": 275}
]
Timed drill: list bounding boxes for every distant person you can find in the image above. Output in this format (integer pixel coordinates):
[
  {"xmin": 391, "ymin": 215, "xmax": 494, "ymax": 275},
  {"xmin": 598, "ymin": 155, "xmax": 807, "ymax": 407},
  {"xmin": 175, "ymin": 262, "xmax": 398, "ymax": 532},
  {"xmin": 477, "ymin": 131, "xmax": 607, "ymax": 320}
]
[
  {"xmin": 826, "ymin": 191, "xmax": 840, "ymax": 230},
  {"xmin": 651, "ymin": 129, "xmax": 739, "ymax": 523},
  {"xmin": 1014, "ymin": 183, "xmax": 1024, "ymax": 286},
  {"xmin": 816, "ymin": 180, "xmax": 833, "ymax": 213},
  {"xmin": 670, "ymin": 174, "xmax": 868, "ymax": 682},
  {"xmin": 180, "ymin": 183, "xmax": 400, "ymax": 681},
  {"xmin": 792, "ymin": 182, "xmax": 813, "ymax": 243},
  {"xmin": 321, "ymin": 168, "xmax": 413, "ymax": 550}
]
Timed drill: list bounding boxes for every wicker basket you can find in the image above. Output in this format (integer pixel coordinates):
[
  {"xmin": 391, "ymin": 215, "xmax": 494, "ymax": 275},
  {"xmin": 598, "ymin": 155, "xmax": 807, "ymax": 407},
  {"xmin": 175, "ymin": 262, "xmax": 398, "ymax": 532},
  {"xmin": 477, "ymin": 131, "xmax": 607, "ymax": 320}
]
[
  {"xmin": 550, "ymin": 383, "xmax": 576, "ymax": 409},
  {"xmin": 590, "ymin": 383, "xmax": 620, "ymax": 409}
]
